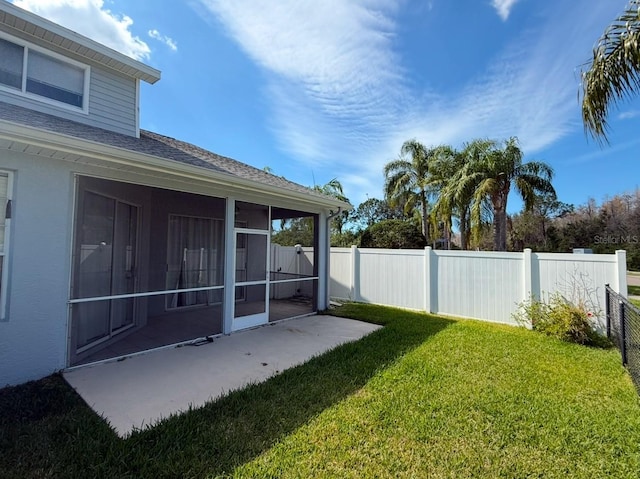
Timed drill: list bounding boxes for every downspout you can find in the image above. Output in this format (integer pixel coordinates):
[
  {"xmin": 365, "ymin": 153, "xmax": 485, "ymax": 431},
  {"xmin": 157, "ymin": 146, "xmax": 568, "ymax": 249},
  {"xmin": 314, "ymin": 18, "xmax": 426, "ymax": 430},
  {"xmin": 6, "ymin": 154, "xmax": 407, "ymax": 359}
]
[{"xmin": 324, "ymin": 207, "xmax": 342, "ymax": 309}]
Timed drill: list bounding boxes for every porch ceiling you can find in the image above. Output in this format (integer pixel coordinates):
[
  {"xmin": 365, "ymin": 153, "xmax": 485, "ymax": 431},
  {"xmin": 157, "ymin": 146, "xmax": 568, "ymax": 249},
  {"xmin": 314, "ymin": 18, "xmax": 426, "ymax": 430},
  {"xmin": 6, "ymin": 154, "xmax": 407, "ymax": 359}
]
[{"xmin": 63, "ymin": 315, "xmax": 381, "ymax": 437}]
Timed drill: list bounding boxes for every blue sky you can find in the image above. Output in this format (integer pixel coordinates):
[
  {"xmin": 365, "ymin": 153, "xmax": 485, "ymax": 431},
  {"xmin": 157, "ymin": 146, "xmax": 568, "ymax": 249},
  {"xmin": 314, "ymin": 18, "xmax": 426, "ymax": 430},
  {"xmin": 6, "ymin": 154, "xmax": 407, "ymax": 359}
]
[{"xmin": 11, "ymin": 0, "xmax": 640, "ymax": 213}]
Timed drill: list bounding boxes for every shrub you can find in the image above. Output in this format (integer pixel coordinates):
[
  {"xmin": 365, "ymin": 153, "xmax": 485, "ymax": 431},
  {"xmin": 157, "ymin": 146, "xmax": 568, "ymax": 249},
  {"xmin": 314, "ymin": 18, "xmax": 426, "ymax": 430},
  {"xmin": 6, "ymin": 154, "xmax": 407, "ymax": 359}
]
[
  {"xmin": 514, "ymin": 292, "xmax": 608, "ymax": 346},
  {"xmin": 359, "ymin": 220, "xmax": 427, "ymax": 249}
]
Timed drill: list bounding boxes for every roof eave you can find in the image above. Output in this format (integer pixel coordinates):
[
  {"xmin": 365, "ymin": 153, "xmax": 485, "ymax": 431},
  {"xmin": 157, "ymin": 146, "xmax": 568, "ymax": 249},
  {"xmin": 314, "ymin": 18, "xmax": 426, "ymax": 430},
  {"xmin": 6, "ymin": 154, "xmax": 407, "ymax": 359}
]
[
  {"xmin": 0, "ymin": 120, "xmax": 350, "ymax": 211},
  {"xmin": 0, "ymin": 1, "xmax": 160, "ymax": 84}
]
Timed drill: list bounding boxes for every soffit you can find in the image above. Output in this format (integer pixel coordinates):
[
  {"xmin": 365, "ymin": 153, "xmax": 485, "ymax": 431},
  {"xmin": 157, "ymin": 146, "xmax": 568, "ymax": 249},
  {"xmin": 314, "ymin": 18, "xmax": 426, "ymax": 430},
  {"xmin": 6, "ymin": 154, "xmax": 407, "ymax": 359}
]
[{"xmin": 0, "ymin": 3, "xmax": 160, "ymax": 84}]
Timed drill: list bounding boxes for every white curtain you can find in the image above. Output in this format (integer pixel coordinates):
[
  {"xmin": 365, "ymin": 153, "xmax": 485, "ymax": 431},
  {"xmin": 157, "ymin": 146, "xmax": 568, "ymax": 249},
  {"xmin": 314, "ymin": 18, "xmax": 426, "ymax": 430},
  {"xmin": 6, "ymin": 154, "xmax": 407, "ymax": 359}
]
[{"xmin": 166, "ymin": 216, "xmax": 224, "ymax": 309}]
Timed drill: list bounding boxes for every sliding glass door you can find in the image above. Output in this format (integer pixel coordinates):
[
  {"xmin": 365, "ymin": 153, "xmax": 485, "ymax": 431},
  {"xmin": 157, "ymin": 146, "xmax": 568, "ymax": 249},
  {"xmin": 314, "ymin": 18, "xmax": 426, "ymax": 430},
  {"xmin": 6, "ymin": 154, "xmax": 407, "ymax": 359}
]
[{"xmin": 72, "ymin": 191, "xmax": 138, "ymax": 353}]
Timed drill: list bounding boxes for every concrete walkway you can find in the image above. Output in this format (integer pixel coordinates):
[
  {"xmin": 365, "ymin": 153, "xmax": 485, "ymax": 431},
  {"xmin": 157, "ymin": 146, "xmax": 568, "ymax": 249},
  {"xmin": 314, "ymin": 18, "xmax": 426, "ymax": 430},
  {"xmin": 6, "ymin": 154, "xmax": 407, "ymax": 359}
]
[
  {"xmin": 63, "ymin": 315, "xmax": 381, "ymax": 437},
  {"xmin": 627, "ymin": 273, "xmax": 640, "ymax": 301}
]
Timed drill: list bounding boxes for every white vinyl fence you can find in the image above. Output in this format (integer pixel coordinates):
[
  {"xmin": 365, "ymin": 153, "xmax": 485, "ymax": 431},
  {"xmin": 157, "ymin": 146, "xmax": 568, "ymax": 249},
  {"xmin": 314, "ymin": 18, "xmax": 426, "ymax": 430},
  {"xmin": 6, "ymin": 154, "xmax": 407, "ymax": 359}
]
[
  {"xmin": 330, "ymin": 247, "xmax": 628, "ymax": 327},
  {"xmin": 270, "ymin": 244, "xmax": 314, "ymax": 299}
]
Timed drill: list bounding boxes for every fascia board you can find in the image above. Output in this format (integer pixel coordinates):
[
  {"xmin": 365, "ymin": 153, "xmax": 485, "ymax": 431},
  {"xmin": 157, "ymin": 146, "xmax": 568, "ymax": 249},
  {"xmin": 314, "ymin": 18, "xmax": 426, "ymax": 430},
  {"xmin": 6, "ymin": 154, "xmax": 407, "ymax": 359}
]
[
  {"xmin": 0, "ymin": 120, "xmax": 351, "ymax": 212},
  {"xmin": 0, "ymin": 2, "xmax": 160, "ymax": 84}
]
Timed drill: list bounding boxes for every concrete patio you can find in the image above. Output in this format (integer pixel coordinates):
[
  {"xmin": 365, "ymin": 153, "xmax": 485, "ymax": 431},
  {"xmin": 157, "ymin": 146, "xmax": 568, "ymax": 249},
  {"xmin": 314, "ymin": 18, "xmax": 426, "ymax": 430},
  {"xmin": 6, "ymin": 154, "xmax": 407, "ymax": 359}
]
[{"xmin": 63, "ymin": 315, "xmax": 381, "ymax": 437}]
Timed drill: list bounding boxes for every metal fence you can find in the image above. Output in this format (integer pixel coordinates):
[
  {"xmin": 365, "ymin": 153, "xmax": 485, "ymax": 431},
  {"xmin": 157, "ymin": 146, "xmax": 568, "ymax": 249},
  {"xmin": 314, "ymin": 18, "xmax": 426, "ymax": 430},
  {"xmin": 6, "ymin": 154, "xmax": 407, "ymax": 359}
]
[{"xmin": 605, "ymin": 285, "xmax": 640, "ymax": 392}]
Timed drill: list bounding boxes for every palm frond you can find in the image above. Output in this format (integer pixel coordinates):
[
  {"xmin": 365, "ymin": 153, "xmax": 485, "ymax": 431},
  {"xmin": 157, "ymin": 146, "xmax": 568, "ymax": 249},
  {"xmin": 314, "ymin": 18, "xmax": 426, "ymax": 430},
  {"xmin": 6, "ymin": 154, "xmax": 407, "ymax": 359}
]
[{"xmin": 581, "ymin": 0, "xmax": 640, "ymax": 141}]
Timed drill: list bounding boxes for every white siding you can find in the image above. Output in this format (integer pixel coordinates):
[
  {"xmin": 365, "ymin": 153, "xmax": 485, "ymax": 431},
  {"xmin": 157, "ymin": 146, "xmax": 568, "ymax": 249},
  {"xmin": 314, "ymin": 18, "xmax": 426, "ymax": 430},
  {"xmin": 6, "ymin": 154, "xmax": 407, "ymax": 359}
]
[
  {"xmin": 0, "ymin": 64, "xmax": 137, "ymax": 136},
  {"xmin": 88, "ymin": 67, "xmax": 136, "ymax": 134}
]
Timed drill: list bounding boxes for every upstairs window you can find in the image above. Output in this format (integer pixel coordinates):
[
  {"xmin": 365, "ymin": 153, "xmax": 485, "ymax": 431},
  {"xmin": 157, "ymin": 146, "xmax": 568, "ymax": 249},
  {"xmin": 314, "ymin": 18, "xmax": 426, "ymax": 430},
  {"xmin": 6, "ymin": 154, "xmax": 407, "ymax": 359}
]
[
  {"xmin": 0, "ymin": 38, "xmax": 23, "ymax": 90},
  {"xmin": 0, "ymin": 35, "xmax": 88, "ymax": 111}
]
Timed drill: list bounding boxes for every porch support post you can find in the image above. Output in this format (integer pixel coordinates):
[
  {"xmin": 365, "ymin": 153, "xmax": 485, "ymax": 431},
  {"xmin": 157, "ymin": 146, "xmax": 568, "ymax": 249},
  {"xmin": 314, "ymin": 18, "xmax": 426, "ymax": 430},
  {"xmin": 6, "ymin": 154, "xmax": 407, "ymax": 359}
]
[
  {"xmin": 424, "ymin": 246, "xmax": 432, "ymax": 313},
  {"xmin": 317, "ymin": 210, "xmax": 328, "ymax": 310},
  {"xmin": 615, "ymin": 250, "xmax": 627, "ymax": 298},
  {"xmin": 523, "ymin": 248, "xmax": 533, "ymax": 302},
  {"xmin": 222, "ymin": 197, "xmax": 236, "ymax": 334}
]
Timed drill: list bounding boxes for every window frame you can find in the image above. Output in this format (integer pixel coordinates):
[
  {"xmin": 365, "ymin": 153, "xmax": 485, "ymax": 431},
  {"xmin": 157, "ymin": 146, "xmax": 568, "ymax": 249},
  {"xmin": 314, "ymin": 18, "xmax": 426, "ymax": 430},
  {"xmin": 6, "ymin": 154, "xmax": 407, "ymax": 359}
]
[
  {"xmin": 0, "ymin": 32, "xmax": 90, "ymax": 114},
  {"xmin": 0, "ymin": 170, "xmax": 14, "ymax": 321}
]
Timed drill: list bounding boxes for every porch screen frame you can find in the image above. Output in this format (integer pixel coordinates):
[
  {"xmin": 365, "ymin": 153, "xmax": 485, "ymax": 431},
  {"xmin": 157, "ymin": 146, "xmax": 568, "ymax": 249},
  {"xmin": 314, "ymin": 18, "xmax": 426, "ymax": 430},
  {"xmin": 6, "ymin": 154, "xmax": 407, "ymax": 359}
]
[
  {"xmin": 70, "ymin": 189, "xmax": 141, "ymax": 353},
  {"xmin": 68, "ymin": 193, "xmax": 226, "ymax": 328},
  {"xmin": 0, "ymin": 170, "xmax": 13, "ymax": 321},
  {"xmin": 165, "ymin": 213, "xmax": 225, "ymax": 311}
]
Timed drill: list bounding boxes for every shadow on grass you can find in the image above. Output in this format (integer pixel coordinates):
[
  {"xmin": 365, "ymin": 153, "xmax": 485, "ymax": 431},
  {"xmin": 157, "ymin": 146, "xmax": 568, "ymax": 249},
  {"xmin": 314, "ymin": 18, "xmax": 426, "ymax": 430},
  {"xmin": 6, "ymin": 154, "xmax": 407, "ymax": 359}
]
[{"xmin": 0, "ymin": 306, "xmax": 452, "ymax": 479}]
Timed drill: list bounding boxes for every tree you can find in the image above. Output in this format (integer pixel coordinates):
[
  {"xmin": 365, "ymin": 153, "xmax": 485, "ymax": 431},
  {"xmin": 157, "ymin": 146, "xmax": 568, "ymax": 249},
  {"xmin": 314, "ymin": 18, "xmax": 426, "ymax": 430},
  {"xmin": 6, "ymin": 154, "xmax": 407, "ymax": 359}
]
[
  {"xmin": 431, "ymin": 140, "xmax": 492, "ymax": 250},
  {"xmin": 314, "ymin": 178, "xmax": 350, "ymax": 234},
  {"xmin": 350, "ymin": 197, "xmax": 404, "ymax": 229},
  {"xmin": 271, "ymin": 217, "xmax": 314, "ymax": 246},
  {"xmin": 273, "ymin": 178, "xmax": 350, "ymax": 246},
  {"xmin": 359, "ymin": 220, "xmax": 427, "ymax": 249},
  {"xmin": 429, "ymin": 145, "xmax": 480, "ymax": 249},
  {"xmin": 384, "ymin": 140, "xmax": 437, "ymax": 242},
  {"xmin": 581, "ymin": 0, "xmax": 640, "ymax": 141},
  {"xmin": 331, "ymin": 230, "xmax": 361, "ymax": 247},
  {"xmin": 509, "ymin": 193, "xmax": 574, "ymax": 251},
  {"xmin": 461, "ymin": 137, "xmax": 555, "ymax": 251}
]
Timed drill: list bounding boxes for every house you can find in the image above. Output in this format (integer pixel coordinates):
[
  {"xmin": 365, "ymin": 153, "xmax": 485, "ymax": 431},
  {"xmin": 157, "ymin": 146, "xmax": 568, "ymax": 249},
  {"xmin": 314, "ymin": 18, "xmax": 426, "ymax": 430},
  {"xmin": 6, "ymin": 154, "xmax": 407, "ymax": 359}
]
[{"xmin": 0, "ymin": 1, "xmax": 349, "ymax": 386}]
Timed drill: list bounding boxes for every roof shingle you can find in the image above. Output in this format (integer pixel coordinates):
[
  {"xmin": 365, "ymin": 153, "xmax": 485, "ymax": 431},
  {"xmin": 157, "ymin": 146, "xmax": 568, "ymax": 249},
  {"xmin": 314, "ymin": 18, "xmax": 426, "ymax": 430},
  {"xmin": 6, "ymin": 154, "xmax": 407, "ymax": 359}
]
[{"xmin": 0, "ymin": 101, "xmax": 339, "ymax": 203}]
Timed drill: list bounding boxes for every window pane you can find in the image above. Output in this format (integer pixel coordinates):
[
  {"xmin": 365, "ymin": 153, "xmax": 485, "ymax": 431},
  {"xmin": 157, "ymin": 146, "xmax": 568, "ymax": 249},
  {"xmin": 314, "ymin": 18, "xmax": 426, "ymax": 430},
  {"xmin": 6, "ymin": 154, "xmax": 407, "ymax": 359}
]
[
  {"xmin": 0, "ymin": 38, "xmax": 23, "ymax": 90},
  {"xmin": 76, "ymin": 191, "xmax": 115, "ymax": 299},
  {"xmin": 27, "ymin": 50, "xmax": 84, "ymax": 107}
]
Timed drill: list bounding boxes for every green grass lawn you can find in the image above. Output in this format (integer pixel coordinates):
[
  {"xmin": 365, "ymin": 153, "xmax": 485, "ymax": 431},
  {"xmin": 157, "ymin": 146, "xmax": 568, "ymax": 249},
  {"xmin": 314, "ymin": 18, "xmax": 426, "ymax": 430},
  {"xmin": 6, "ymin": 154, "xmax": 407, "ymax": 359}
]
[
  {"xmin": 1, "ymin": 304, "xmax": 639, "ymax": 478},
  {"xmin": 628, "ymin": 284, "xmax": 640, "ymax": 296}
]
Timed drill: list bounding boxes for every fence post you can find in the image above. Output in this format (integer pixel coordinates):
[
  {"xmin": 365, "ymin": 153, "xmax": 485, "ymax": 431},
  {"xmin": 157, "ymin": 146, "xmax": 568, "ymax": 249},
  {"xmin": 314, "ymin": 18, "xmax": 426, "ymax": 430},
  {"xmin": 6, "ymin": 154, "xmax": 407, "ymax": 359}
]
[
  {"xmin": 615, "ymin": 250, "xmax": 627, "ymax": 297},
  {"xmin": 619, "ymin": 300, "xmax": 628, "ymax": 365},
  {"xmin": 523, "ymin": 248, "xmax": 533, "ymax": 302},
  {"xmin": 605, "ymin": 284, "xmax": 611, "ymax": 338},
  {"xmin": 350, "ymin": 245, "xmax": 358, "ymax": 302},
  {"xmin": 424, "ymin": 246, "xmax": 432, "ymax": 313}
]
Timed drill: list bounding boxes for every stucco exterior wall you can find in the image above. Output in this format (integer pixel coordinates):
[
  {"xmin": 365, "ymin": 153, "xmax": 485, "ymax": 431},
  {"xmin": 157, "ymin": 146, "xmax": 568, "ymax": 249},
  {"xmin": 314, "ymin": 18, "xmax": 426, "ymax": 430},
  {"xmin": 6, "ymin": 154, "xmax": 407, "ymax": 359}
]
[
  {"xmin": 0, "ymin": 150, "xmax": 333, "ymax": 386},
  {"xmin": 0, "ymin": 150, "xmax": 74, "ymax": 385}
]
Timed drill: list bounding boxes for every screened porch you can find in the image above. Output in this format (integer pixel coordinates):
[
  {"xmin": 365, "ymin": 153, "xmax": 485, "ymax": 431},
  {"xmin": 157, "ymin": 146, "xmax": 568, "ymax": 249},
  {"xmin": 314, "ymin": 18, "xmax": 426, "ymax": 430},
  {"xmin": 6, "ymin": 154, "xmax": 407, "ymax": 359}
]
[{"xmin": 68, "ymin": 176, "xmax": 319, "ymax": 366}]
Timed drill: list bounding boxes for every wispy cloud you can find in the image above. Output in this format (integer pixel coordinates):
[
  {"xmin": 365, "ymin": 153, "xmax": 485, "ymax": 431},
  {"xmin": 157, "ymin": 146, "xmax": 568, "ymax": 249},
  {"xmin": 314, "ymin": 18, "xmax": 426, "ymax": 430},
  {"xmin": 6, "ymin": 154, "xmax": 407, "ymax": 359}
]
[
  {"xmin": 491, "ymin": 0, "xmax": 519, "ymax": 21},
  {"xmin": 196, "ymin": 1, "xmax": 625, "ymax": 203},
  {"xmin": 618, "ymin": 110, "xmax": 640, "ymax": 120},
  {"xmin": 564, "ymin": 138, "xmax": 640, "ymax": 165},
  {"xmin": 148, "ymin": 29, "xmax": 177, "ymax": 51},
  {"xmin": 11, "ymin": 0, "xmax": 150, "ymax": 60},
  {"xmin": 197, "ymin": 0, "xmax": 409, "ymax": 194}
]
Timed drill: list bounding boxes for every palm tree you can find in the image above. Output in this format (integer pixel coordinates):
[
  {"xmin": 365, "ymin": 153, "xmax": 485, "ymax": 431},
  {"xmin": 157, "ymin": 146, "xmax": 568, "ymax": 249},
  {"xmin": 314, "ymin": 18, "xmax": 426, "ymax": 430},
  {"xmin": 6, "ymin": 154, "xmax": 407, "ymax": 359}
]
[
  {"xmin": 430, "ymin": 144, "xmax": 487, "ymax": 250},
  {"xmin": 460, "ymin": 137, "xmax": 555, "ymax": 251},
  {"xmin": 581, "ymin": 0, "xmax": 640, "ymax": 141},
  {"xmin": 384, "ymin": 140, "xmax": 436, "ymax": 241},
  {"xmin": 427, "ymin": 145, "xmax": 460, "ymax": 249},
  {"xmin": 314, "ymin": 178, "xmax": 350, "ymax": 234}
]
